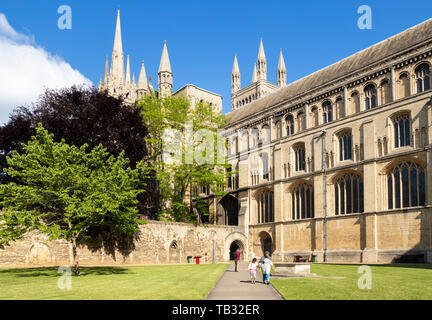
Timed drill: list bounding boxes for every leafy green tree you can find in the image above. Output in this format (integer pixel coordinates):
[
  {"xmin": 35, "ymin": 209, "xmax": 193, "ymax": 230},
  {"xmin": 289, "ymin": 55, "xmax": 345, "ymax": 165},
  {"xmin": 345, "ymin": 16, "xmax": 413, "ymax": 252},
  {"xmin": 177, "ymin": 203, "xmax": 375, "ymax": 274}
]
[
  {"xmin": 138, "ymin": 94, "xmax": 233, "ymax": 222},
  {"xmin": 0, "ymin": 124, "xmax": 145, "ymax": 275}
]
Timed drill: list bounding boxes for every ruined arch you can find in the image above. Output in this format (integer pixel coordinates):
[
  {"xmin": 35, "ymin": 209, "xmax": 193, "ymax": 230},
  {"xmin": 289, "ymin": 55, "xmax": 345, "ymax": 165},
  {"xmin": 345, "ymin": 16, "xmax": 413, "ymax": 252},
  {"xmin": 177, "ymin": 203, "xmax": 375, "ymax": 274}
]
[{"xmin": 217, "ymin": 194, "xmax": 239, "ymax": 226}]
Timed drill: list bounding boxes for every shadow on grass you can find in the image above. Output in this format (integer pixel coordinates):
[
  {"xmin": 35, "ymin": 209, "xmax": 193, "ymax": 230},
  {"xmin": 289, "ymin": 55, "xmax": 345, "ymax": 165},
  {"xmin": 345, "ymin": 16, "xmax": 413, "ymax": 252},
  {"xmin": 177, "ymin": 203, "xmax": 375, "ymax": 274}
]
[
  {"xmin": 314, "ymin": 263, "xmax": 432, "ymax": 270},
  {"xmin": 0, "ymin": 266, "xmax": 133, "ymax": 277}
]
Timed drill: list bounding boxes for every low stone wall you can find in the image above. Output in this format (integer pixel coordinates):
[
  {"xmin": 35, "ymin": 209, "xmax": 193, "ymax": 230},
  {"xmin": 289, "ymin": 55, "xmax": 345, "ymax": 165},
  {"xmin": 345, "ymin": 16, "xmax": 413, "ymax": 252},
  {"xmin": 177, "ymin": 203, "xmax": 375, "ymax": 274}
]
[{"xmin": 0, "ymin": 221, "xmax": 248, "ymax": 268}]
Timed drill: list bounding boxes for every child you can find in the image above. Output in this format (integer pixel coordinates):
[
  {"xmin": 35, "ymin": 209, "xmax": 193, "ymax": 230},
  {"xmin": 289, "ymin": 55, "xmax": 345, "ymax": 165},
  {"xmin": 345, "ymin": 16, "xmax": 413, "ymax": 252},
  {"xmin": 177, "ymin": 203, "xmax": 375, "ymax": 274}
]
[
  {"xmin": 248, "ymin": 258, "xmax": 258, "ymax": 284},
  {"xmin": 261, "ymin": 257, "xmax": 273, "ymax": 285}
]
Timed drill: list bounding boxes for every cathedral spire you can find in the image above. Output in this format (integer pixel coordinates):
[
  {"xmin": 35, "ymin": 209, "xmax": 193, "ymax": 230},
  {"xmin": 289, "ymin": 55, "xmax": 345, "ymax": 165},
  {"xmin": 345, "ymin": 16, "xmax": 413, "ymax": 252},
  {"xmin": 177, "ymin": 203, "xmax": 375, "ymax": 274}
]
[
  {"xmin": 277, "ymin": 49, "xmax": 286, "ymax": 88},
  {"xmin": 138, "ymin": 61, "xmax": 148, "ymax": 89},
  {"xmin": 125, "ymin": 54, "xmax": 131, "ymax": 84},
  {"xmin": 252, "ymin": 63, "xmax": 257, "ymax": 83},
  {"xmin": 104, "ymin": 56, "xmax": 109, "ymax": 84},
  {"xmin": 158, "ymin": 40, "xmax": 172, "ymax": 73},
  {"xmin": 110, "ymin": 9, "xmax": 124, "ymax": 85},
  {"xmin": 256, "ymin": 38, "xmax": 267, "ymax": 81},
  {"xmin": 158, "ymin": 41, "xmax": 173, "ymax": 97},
  {"xmin": 231, "ymin": 54, "xmax": 241, "ymax": 95}
]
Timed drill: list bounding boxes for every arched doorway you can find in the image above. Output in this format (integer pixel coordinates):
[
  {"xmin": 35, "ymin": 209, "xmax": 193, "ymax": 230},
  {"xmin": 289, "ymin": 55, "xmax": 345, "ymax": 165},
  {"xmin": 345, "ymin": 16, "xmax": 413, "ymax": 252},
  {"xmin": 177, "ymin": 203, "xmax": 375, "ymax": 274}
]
[
  {"xmin": 229, "ymin": 240, "xmax": 244, "ymax": 261},
  {"xmin": 258, "ymin": 231, "xmax": 273, "ymax": 256},
  {"xmin": 217, "ymin": 195, "xmax": 239, "ymax": 225}
]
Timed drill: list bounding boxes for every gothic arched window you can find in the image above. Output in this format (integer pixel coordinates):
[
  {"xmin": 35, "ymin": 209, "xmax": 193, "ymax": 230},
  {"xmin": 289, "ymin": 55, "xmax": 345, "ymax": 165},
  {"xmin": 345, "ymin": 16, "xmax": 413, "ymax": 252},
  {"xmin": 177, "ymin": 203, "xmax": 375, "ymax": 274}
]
[
  {"xmin": 393, "ymin": 113, "xmax": 411, "ymax": 148},
  {"xmin": 415, "ymin": 63, "xmax": 430, "ymax": 93},
  {"xmin": 292, "ymin": 183, "xmax": 314, "ymax": 220},
  {"xmin": 322, "ymin": 101, "xmax": 333, "ymax": 124},
  {"xmin": 293, "ymin": 143, "xmax": 306, "ymax": 172},
  {"xmin": 251, "ymin": 128, "xmax": 259, "ymax": 147},
  {"xmin": 334, "ymin": 173, "xmax": 364, "ymax": 215},
  {"xmin": 286, "ymin": 115, "xmax": 294, "ymax": 136},
  {"xmin": 338, "ymin": 130, "xmax": 352, "ymax": 161},
  {"xmin": 387, "ymin": 161, "xmax": 426, "ymax": 209},
  {"xmin": 364, "ymin": 84, "xmax": 377, "ymax": 109},
  {"xmin": 381, "ymin": 80, "xmax": 392, "ymax": 105},
  {"xmin": 311, "ymin": 106, "xmax": 319, "ymax": 127},
  {"xmin": 399, "ymin": 73, "xmax": 411, "ymax": 98},
  {"xmin": 258, "ymin": 190, "xmax": 274, "ymax": 224},
  {"xmin": 351, "ymin": 92, "xmax": 360, "ymax": 114}
]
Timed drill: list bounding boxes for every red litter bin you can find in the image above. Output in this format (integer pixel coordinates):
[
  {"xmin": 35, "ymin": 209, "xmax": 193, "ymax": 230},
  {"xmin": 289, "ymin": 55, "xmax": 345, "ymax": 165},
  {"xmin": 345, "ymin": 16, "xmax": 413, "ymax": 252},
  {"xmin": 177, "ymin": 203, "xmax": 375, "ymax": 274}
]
[{"xmin": 194, "ymin": 256, "xmax": 201, "ymax": 264}]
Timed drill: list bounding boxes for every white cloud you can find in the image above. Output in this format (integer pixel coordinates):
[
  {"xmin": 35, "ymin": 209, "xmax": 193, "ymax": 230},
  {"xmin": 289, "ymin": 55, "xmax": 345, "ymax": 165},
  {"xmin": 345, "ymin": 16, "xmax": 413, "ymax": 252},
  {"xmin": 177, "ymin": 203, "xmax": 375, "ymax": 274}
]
[{"xmin": 0, "ymin": 13, "xmax": 92, "ymax": 124}]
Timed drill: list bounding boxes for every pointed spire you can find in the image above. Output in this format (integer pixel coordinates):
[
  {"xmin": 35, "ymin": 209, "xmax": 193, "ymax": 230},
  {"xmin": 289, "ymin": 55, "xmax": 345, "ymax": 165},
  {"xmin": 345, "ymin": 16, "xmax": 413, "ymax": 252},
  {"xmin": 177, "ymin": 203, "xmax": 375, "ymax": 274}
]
[
  {"xmin": 138, "ymin": 61, "xmax": 148, "ymax": 89},
  {"xmin": 104, "ymin": 56, "xmax": 109, "ymax": 83},
  {"xmin": 277, "ymin": 49, "xmax": 287, "ymax": 88},
  {"xmin": 252, "ymin": 63, "xmax": 257, "ymax": 83},
  {"xmin": 256, "ymin": 38, "xmax": 267, "ymax": 81},
  {"xmin": 158, "ymin": 40, "xmax": 172, "ymax": 73},
  {"xmin": 277, "ymin": 48, "xmax": 286, "ymax": 71},
  {"xmin": 132, "ymin": 73, "xmax": 136, "ymax": 86},
  {"xmin": 232, "ymin": 54, "xmax": 240, "ymax": 75},
  {"xmin": 231, "ymin": 54, "xmax": 241, "ymax": 95},
  {"xmin": 111, "ymin": 9, "xmax": 124, "ymax": 85},
  {"xmin": 257, "ymin": 38, "xmax": 266, "ymax": 61},
  {"xmin": 125, "ymin": 55, "xmax": 131, "ymax": 84}
]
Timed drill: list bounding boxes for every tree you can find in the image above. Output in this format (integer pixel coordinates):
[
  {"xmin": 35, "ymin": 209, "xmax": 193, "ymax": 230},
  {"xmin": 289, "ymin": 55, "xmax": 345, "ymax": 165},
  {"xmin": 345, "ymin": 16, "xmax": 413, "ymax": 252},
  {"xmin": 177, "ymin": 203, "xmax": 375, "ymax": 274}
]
[
  {"xmin": 0, "ymin": 86, "xmax": 158, "ymax": 218},
  {"xmin": 0, "ymin": 124, "xmax": 145, "ymax": 275},
  {"xmin": 138, "ymin": 94, "xmax": 233, "ymax": 222}
]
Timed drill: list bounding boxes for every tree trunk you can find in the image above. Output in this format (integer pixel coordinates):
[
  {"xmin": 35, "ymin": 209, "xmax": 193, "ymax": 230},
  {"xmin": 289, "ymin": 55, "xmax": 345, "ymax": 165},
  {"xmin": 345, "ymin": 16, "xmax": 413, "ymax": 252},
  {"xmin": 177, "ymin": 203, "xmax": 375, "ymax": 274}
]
[{"xmin": 71, "ymin": 236, "xmax": 80, "ymax": 276}]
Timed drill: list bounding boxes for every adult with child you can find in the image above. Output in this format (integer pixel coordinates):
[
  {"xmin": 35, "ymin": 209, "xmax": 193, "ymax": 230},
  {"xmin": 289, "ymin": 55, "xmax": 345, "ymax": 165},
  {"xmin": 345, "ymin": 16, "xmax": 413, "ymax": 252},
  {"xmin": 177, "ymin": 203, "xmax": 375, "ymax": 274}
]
[{"xmin": 259, "ymin": 251, "xmax": 273, "ymax": 285}]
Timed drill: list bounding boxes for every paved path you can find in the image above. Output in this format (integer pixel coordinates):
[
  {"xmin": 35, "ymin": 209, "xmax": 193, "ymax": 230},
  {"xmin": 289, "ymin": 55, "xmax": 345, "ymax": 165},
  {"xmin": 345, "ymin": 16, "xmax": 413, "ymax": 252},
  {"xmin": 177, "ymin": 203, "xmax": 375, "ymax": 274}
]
[{"xmin": 206, "ymin": 262, "xmax": 283, "ymax": 300}]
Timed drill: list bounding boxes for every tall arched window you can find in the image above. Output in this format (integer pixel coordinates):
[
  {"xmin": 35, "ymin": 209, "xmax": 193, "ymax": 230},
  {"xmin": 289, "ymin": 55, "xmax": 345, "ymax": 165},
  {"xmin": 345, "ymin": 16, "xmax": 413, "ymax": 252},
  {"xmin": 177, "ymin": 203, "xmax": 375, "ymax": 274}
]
[
  {"xmin": 297, "ymin": 112, "xmax": 305, "ymax": 132},
  {"xmin": 415, "ymin": 63, "xmax": 430, "ymax": 93},
  {"xmin": 399, "ymin": 73, "xmax": 410, "ymax": 98},
  {"xmin": 241, "ymin": 130, "xmax": 249, "ymax": 151},
  {"xmin": 334, "ymin": 173, "xmax": 364, "ymax": 215},
  {"xmin": 251, "ymin": 128, "xmax": 259, "ymax": 147},
  {"xmin": 393, "ymin": 113, "xmax": 411, "ymax": 148},
  {"xmin": 336, "ymin": 97, "xmax": 344, "ymax": 119},
  {"xmin": 351, "ymin": 92, "xmax": 360, "ymax": 114},
  {"xmin": 322, "ymin": 101, "xmax": 333, "ymax": 124},
  {"xmin": 292, "ymin": 183, "xmax": 314, "ymax": 220},
  {"xmin": 311, "ymin": 106, "xmax": 319, "ymax": 127},
  {"xmin": 293, "ymin": 143, "xmax": 306, "ymax": 172},
  {"xmin": 257, "ymin": 190, "xmax": 274, "ymax": 224},
  {"xmin": 274, "ymin": 121, "xmax": 281, "ymax": 139},
  {"xmin": 338, "ymin": 130, "xmax": 353, "ymax": 161},
  {"xmin": 261, "ymin": 125, "xmax": 270, "ymax": 145},
  {"xmin": 364, "ymin": 84, "xmax": 377, "ymax": 109},
  {"xmin": 261, "ymin": 152, "xmax": 269, "ymax": 180},
  {"xmin": 286, "ymin": 115, "xmax": 294, "ymax": 136},
  {"xmin": 387, "ymin": 161, "xmax": 426, "ymax": 209},
  {"xmin": 381, "ymin": 80, "xmax": 392, "ymax": 105}
]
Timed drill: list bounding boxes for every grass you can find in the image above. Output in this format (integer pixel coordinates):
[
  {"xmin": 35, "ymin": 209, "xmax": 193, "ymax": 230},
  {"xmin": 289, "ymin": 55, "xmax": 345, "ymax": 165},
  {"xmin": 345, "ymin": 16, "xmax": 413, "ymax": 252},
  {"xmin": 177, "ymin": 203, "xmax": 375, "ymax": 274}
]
[
  {"xmin": 271, "ymin": 263, "xmax": 432, "ymax": 300},
  {"xmin": 0, "ymin": 264, "xmax": 228, "ymax": 300}
]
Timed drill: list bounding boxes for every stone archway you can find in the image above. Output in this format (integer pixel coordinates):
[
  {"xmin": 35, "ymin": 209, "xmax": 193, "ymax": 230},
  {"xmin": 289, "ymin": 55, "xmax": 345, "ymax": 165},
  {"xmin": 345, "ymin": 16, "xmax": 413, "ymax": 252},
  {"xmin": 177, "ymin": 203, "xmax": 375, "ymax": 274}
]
[
  {"xmin": 224, "ymin": 231, "xmax": 248, "ymax": 261},
  {"xmin": 217, "ymin": 195, "xmax": 239, "ymax": 226},
  {"xmin": 229, "ymin": 240, "xmax": 244, "ymax": 261},
  {"xmin": 258, "ymin": 231, "xmax": 273, "ymax": 256}
]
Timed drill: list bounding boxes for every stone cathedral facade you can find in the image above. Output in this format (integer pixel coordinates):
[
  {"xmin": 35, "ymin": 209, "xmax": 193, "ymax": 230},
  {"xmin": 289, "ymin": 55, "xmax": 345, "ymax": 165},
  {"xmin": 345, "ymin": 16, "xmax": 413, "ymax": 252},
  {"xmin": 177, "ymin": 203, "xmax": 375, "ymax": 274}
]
[{"xmin": 208, "ymin": 19, "xmax": 432, "ymax": 264}]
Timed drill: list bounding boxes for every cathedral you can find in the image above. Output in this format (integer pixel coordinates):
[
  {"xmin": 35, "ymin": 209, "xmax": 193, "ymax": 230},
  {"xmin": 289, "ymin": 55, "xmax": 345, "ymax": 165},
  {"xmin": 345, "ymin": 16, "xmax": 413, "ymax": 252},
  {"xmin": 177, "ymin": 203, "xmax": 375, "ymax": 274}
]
[
  {"xmin": 207, "ymin": 18, "xmax": 432, "ymax": 264},
  {"xmin": 98, "ymin": 10, "xmax": 222, "ymax": 113}
]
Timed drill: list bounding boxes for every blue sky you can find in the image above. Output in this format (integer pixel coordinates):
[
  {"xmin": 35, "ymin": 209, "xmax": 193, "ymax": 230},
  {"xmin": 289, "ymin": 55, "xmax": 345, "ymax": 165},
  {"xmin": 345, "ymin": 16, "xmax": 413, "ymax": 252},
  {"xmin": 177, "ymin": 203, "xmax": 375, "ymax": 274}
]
[{"xmin": 1, "ymin": 0, "xmax": 432, "ymax": 120}]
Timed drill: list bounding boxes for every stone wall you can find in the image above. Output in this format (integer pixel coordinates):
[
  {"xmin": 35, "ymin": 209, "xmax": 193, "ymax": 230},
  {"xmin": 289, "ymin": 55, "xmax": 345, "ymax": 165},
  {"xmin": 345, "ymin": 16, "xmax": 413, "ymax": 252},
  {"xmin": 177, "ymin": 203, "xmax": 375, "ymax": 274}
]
[{"xmin": 0, "ymin": 221, "xmax": 248, "ymax": 268}]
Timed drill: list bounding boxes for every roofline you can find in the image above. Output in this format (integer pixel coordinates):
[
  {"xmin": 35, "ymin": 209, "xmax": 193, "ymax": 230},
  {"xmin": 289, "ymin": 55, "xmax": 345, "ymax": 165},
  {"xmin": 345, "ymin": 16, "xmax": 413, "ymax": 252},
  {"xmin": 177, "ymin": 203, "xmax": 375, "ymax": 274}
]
[{"xmin": 173, "ymin": 84, "xmax": 223, "ymax": 98}]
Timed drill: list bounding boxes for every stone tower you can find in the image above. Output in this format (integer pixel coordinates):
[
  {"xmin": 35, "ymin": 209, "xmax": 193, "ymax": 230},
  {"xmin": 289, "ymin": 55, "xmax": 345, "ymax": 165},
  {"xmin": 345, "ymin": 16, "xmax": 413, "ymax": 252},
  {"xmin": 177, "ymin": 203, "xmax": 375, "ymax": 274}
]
[
  {"xmin": 256, "ymin": 39, "xmax": 267, "ymax": 81},
  {"xmin": 231, "ymin": 54, "xmax": 241, "ymax": 94},
  {"xmin": 110, "ymin": 9, "xmax": 125, "ymax": 89},
  {"xmin": 277, "ymin": 49, "xmax": 287, "ymax": 88},
  {"xmin": 158, "ymin": 41, "xmax": 173, "ymax": 98}
]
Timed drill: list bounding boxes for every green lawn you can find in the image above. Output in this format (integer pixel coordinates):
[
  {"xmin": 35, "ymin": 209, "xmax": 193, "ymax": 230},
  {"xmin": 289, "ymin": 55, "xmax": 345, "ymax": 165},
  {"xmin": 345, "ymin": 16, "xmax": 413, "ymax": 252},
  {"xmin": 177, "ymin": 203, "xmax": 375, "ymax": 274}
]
[
  {"xmin": 271, "ymin": 263, "xmax": 432, "ymax": 300},
  {"xmin": 0, "ymin": 264, "xmax": 227, "ymax": 300}
]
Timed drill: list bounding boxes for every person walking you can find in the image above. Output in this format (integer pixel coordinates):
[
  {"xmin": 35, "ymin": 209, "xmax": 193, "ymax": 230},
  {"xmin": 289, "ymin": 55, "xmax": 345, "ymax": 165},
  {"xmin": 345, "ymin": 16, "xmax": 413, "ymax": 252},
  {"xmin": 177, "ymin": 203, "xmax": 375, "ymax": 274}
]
[
  {"xmin": 259, "ymin": 251, "xmax": 272, "ymax": 284},
  {"xmin": 234, "ymin": 248, "xmax": 241, "ymax": 272},
  {"xmin": 248, "ymin": 258, "xmax": 258, "ymax": 284}
]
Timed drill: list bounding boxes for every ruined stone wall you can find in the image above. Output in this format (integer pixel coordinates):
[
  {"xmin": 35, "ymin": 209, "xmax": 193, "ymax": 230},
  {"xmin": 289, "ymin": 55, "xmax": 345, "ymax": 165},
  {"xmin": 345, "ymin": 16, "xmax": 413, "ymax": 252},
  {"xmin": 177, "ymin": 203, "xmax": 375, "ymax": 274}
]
[{"xmin": 0, "ymin": 221, "xmax": 247, "ymax": 268}]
